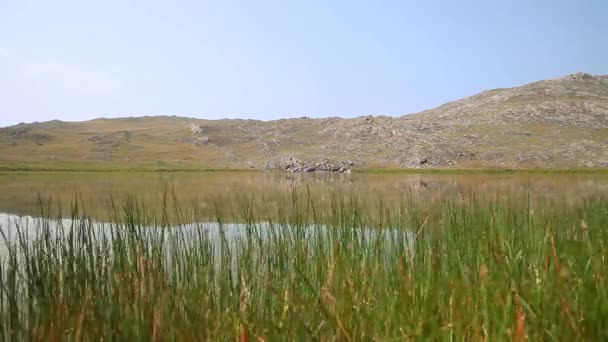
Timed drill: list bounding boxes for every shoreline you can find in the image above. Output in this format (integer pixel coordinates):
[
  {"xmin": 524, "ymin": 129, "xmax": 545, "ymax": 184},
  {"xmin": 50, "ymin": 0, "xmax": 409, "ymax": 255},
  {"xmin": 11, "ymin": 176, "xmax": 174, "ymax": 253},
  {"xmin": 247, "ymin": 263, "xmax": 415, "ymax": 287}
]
[{"xmin": 1, "ymin": 163, "xmax": 607, "ymax": 174}]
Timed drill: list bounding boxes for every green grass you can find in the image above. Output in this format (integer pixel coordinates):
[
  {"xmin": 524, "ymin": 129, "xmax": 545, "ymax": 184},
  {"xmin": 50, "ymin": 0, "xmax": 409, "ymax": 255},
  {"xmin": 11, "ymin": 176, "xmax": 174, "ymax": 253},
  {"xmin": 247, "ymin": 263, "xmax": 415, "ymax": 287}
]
[
  {"xmin": 0, "ymin": 162, "xmax": 249, "ymax": 172},
  {"xmin": 1, "ymin": 191, "xmax": 607, "ymax": 340},
  {"xmin": 356, "ymin": 167, "xmax": 608, "ymax": 174},
  {"xmin": 2, "ymin": 161, "xmax": 608, "ymax": 174}
]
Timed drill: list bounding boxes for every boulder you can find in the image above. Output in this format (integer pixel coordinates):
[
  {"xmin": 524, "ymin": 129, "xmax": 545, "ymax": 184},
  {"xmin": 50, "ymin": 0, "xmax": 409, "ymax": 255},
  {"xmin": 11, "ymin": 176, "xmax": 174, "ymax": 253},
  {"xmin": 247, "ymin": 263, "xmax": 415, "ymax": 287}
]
[{"xmin": 267, "ymin": 156, "xmax": 353, "ymax": 173}]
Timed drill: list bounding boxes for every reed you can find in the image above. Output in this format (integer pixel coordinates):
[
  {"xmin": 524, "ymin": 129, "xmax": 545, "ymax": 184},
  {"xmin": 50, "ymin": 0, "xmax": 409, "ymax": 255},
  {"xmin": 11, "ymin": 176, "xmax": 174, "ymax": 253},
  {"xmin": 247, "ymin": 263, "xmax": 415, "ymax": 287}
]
[{"xmin": 0, "ymin": 191, "xmax": 607, "ymax": 340}]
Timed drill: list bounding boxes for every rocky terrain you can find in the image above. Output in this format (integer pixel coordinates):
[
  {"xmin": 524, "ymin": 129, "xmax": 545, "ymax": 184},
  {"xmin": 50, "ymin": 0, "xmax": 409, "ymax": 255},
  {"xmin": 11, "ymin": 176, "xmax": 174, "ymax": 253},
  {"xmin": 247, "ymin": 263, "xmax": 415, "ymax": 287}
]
[
  {"xmin": 1, "ymin": 72, "xmax": 607, "ymax": 170},
  {"xmin": 264, "ymin": 156, "xmax": 354, "ymax": 173}
]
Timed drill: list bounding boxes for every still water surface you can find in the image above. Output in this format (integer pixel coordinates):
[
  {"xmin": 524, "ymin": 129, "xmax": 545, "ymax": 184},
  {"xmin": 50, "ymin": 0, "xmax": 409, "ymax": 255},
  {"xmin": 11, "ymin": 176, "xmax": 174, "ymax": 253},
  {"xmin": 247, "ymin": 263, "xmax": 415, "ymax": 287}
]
[
  {"xmin": 0, "ymin": 171, "xmax": 606, "ymax": 258},
  {"xmin": 0, "ymin": 171, "xmax": 606, "ymax": 221}
]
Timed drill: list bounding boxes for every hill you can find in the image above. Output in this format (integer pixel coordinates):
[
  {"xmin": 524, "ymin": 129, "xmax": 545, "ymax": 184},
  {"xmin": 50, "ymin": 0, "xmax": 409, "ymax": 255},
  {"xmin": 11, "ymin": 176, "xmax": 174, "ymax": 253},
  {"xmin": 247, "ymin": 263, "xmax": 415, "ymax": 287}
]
[{"xmin": 1, "ymin": 72, "xmax": 607, "ymax": 170}]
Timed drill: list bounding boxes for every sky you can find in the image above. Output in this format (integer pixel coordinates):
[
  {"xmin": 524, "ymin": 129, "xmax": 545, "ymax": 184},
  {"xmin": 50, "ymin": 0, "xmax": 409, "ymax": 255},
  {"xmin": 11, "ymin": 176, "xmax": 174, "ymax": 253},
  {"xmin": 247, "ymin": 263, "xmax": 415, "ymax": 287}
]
[{"xmin": 0, "ymin": 0, "xmax": 607, "ymax": 127}]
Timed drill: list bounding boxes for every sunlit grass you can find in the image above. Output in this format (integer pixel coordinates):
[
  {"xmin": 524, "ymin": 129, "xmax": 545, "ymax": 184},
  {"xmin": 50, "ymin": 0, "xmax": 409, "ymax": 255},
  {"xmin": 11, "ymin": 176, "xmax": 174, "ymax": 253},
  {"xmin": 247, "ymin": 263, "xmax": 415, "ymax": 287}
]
[{"xmin": 0, "ymin": 191, "xmax": 607, "ymax": 340}]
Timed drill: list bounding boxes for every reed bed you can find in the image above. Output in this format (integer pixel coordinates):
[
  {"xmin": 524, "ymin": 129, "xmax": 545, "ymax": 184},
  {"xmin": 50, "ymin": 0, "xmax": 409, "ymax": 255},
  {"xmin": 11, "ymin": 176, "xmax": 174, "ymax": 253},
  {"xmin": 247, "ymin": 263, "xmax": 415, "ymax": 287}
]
[{"xmin": 0, "ymin": 191, "xmax": 607, "ymax": 341}]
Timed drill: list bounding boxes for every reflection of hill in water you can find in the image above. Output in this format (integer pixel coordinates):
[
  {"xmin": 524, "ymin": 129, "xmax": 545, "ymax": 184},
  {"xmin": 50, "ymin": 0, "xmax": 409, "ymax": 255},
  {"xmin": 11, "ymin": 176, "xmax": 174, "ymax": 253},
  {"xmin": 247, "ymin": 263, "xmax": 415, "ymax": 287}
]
[{"xmin": 0, "ymin": 172, "xmax": 606, "ymax": 222}]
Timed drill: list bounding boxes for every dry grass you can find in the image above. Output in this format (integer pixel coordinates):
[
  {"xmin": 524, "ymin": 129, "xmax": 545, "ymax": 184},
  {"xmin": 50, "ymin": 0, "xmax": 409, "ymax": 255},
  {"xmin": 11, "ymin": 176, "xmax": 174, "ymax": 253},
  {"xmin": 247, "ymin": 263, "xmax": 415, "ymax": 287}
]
[{"xmin": 1, "ymin": 74, "xmax": 607, "ymax": 170}]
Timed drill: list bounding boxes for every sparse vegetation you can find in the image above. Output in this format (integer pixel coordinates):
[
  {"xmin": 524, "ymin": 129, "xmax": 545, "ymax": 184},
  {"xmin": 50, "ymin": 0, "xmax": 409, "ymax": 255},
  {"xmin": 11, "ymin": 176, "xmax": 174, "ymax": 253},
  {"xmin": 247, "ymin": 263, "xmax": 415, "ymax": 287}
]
[{"xmin": 1, "ymin": 73, "xmax": 607, "ymax": 170}]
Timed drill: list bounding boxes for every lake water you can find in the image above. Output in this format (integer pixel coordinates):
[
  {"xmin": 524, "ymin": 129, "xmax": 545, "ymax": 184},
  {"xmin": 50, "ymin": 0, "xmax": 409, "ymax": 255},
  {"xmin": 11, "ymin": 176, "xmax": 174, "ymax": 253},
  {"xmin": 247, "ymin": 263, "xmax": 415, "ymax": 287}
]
[
  {"xmin": 1, "ymin": 171, "xmax": 606, "ymax": 270},
  {"xmin": 0, "ymin": 171, "xmax": 607, "ymax": 222},
  {"xmin": 0, "ymin": 212, "xmax": 416, "ymax": 263}
]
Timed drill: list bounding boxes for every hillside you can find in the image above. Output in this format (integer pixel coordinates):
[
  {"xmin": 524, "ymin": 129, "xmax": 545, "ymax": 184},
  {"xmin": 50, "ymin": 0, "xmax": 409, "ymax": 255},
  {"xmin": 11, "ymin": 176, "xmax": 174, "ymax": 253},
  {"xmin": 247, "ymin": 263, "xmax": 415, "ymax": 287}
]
[{"xmin": 1, "ymin": 72, "xmax": 607, "ymax": 170}]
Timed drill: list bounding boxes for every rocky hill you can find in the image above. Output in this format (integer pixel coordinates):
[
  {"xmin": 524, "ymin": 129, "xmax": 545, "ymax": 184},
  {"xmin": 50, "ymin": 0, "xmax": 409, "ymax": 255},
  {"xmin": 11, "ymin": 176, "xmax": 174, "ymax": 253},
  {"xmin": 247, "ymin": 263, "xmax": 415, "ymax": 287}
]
[{"xmin": 1, "ymin": 72, "xmax": 607, "ymax": 170}]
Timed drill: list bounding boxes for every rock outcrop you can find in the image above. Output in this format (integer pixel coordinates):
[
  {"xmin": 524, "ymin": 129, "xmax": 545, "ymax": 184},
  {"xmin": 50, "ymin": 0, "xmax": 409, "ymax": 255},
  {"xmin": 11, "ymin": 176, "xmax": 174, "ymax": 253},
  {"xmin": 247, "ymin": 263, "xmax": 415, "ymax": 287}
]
[
  {"xmin": 187, "ymin": 123, "xmax": 204, "ymax": 134},
  {"xmin": 1, "ymin": 73, "xmax": 606, "ymax": 169},
  {"xmin": 265, "ymin": 156, "xmax": 353, "ymax": 173}
]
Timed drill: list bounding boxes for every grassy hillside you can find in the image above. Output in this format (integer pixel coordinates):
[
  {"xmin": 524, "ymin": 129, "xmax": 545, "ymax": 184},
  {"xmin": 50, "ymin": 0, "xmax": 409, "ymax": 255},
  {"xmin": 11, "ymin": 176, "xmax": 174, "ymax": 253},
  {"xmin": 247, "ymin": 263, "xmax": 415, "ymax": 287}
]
[{"xmin": 1, "ymin": 73, "xmax": 607, "ymax": 170}]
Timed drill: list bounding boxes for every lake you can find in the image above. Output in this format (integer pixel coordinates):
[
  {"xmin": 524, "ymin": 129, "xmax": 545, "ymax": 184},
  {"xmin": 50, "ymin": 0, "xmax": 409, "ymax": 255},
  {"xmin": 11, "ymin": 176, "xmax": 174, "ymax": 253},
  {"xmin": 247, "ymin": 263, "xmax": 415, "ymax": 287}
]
[
  {"xmin": 1, "ymin": 171, "xmax": 608, "ymax": 340},
  {"xmin": 1, "ymin": 171, "xmax": 607, "ymax": 222}
]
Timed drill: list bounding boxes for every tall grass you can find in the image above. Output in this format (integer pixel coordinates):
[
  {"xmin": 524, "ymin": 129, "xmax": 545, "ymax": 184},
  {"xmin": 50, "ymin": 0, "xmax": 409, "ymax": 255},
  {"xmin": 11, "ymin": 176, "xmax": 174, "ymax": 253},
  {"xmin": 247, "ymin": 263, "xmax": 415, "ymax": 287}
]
[{"xmin": 0, "ymin": 191, "xmax": 607, "ymax": 340}]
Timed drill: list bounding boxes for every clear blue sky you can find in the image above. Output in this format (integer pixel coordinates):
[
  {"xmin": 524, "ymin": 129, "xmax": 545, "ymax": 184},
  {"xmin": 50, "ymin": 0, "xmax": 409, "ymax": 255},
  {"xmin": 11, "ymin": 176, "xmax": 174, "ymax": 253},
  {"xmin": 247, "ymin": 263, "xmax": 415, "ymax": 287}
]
[{"xmin": 1, "ymin": 0, "xmax": 606, "ymax": 127}]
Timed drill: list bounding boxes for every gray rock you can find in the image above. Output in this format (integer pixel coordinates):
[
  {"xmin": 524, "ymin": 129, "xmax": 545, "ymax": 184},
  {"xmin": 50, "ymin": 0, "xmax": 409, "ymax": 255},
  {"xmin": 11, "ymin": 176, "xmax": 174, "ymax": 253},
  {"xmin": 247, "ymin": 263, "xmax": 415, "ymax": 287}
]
[
  {"xmin": 191, "ymin": 136, "xmax": 209, "ymax": 146},
  {"xmin": 268, "ymin": 156, "xmax": 353, "ymax": 173},
  {"xmin": 187, "ymin": 123, "xmax": 204, "ymax": 134}
]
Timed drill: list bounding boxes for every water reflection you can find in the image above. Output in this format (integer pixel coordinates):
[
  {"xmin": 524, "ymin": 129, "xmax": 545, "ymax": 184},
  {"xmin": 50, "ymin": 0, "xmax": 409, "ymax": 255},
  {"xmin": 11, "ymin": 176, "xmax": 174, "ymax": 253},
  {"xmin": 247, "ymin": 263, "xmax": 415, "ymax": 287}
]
[
  {"xmin": 0, "ymin": 213, "xmax": 415, "ymax": 262},
  {"xmin": 0, "ymin": 171, "xmax": 606, "ymax": 222}
]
